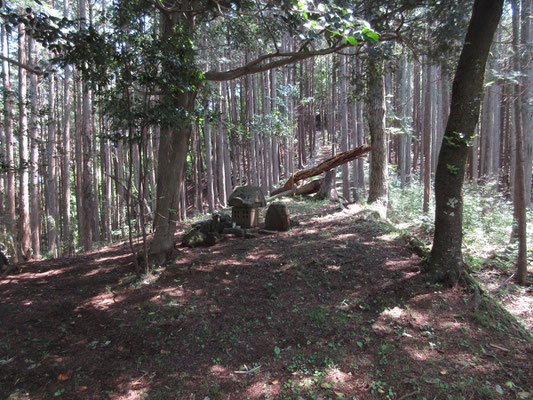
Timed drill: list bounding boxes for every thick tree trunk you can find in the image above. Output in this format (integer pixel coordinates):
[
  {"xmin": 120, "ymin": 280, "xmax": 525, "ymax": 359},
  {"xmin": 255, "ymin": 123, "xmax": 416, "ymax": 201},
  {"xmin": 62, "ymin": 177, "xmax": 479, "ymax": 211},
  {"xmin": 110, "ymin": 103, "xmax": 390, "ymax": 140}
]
[
  {"xmin": 149, "ymin": 90, "xmax": 196, "ymax": 264},
  {"xmin": 366, "ymin": 51, "xmax": 388, "ymax": 210},
  {"xmin": 428, "ymin": 0, "xmax": 504, "ymax": 284}
]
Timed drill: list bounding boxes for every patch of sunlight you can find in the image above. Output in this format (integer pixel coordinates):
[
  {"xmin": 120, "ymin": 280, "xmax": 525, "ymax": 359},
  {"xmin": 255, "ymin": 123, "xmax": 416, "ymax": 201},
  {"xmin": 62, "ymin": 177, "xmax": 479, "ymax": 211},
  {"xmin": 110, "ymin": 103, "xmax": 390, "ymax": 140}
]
[
  {"xmin": 403, "ymin": 345, "xmax": 432, "ymax": 361},
  {"xmin": 336, "ymin": 233, "xmax": 357, "ymax": 240},
  {"xmin": 210, "ymin": 364, "xmax": 227, "ymax": 376},
  {"xmin": 377, "ymin": 231, "xmax": 401, "ymax": 241},
  {"xmin": 325, "ymin": 366, "xmax": 351, "ymax": 385},
  {"xmin": 382, "ymin": 306, "xmax": 407, "ymax": 320}
]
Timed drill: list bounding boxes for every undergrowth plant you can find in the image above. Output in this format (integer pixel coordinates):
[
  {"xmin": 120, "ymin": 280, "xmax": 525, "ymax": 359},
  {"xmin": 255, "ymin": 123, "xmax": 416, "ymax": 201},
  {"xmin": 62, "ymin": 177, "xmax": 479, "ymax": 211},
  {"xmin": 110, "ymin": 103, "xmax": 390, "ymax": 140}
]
[{"xmin": 388, "ymin": 174, "xmax": 533, "ymax": 271}]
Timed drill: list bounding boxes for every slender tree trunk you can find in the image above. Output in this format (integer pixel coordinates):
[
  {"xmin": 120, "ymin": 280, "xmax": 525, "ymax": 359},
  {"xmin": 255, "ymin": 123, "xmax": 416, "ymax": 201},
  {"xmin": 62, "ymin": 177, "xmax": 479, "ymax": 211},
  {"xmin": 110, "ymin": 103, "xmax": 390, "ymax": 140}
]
[
  {"xmin": 47, "ymin": 73, "xmax": 59, "ymax": 257},
  {"xmin": 521, "ymin": 0, "xmax": 532, "ymax": 206},
  {"xmin": 204, "ymin": 122, "xmax": 215, "ymax": 212},
  {"xmin": 340, "ymin": 55, "xmax": 350, "ymax": 201},
  {"xmin": 412, "ymin": 62, "xmax": 421, "ymax": 176},
  {"xmin": 79, "ymin": 0, "xmax": 95, "ymax": 251},
  {"xmin": 217, "ymin": 81, "xmax": 227, "ymax": 206},
  {"xmin": 271, "ymin": 68, "xmax": 280, "ymax": 187},
  {"xmin": 423, "ymin": 61, "xmax": 432, "ymax": 213},
  {"xmin": 511, "ymin": 0, "xmax": 528, "ymax": 285},
  {"xmin": 61, "ymin": 54, "xmax": 72, "ymax": 255},
  {"xmin": 18, "ymin": 24, "xmax": 31, "ymax": 261},
  {"xmin": 2, "ymin": 24, "xmax": 16, "ymax": 244},
  {"xmin": 428, "ymin": 0, "xmax": 504, "ymax": 284},
  {"xmin": 28, "ymin": 37, "xmax": 41, "ymax": 258}
]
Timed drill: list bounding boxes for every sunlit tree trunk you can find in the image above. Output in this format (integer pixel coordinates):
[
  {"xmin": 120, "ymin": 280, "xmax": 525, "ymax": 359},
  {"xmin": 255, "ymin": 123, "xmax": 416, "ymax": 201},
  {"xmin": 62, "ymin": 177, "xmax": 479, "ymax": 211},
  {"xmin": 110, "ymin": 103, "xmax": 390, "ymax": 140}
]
[{"xmin": 28, "ymin": 36, "xmax": 41, "ymax": 258}]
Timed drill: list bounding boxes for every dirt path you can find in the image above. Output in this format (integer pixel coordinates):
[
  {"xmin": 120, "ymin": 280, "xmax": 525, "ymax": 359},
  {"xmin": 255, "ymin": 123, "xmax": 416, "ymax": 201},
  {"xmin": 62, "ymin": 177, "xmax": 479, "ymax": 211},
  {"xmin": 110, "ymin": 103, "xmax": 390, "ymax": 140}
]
[{"xmin": 1, "ymin": 201, "xmax": 531, "ymax": 399}]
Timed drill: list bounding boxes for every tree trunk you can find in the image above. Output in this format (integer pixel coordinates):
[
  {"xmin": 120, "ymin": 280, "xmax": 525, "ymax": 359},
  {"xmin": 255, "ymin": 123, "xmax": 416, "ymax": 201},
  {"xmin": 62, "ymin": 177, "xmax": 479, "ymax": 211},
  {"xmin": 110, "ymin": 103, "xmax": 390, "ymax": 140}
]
[
  {"xmin": 340, "ymin": 55, "xmax": 350, "ymax": 201},
  {"xmin": 28, "ymin": 36, "xmax": 41, "ymax": 258},
  {"xmin": 47, "ymin": 73, "xmax": 59, "ymax": 257},
  {"xmin": 316, "ymin": 170, "xmax": 339, "ymax": 202},
  {"xmin": 2, "ymin": 24, "xmax": 16, "ymax": 244},
  {"xmin": 511, "ymin": 0, "xmax": 528, "ymax": 285},
  {"xmin": 18, "ymin": 24, "xmax": 31, "ymax": 261},
  {"xmin": 204, "ymin": 122, "xmax": 215, "ymax": 212},
  {"xmin": 61, "ymin": 40, "xmax": 73, "ymax": 254},
  {"xmin": 149, "ymin": 88, "xmax": 196, "ymax": 264},
  {"xmin": 428, "ymin": 0, "xmax": 504, "ymax": 284},
  {"xmin": 520, "ymin": 0, "xmax": 532, "ymax": 206},
  {"xmin": 366, "ymin": 51, "xmax": 388, "ymax": 210},
  {"xmin": 423, "ymin": 61, "xmax": 432, "ymax": 213}
]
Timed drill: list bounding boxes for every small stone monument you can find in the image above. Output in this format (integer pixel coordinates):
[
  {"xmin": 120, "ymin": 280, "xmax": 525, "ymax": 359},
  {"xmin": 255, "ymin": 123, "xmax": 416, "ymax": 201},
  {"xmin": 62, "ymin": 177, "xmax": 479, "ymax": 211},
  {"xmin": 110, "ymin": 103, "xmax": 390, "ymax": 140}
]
[
  {"xmin": 265, "ymin": 203, "xmax": 290, "ymax": 231},
  {"xmin": 228, "ymin": 186, "xmax": 266, "ymax": 228}
]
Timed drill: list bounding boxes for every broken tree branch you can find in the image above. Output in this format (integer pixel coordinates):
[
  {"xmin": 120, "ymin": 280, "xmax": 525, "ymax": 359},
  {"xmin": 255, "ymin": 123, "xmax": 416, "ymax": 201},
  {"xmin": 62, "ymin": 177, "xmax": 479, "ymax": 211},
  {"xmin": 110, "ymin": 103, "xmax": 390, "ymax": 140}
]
[{"xmin": 270, "ymin": 145, "xmax": 371, "ymax": 196}]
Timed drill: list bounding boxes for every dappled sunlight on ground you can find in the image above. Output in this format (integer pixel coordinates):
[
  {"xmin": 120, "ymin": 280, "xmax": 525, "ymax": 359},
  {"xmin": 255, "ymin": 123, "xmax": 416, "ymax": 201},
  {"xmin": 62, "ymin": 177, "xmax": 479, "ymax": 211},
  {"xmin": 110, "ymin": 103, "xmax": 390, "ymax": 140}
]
[{"xmin": 1, "ymin": 201, "xmax": 531, "ymax": 399}]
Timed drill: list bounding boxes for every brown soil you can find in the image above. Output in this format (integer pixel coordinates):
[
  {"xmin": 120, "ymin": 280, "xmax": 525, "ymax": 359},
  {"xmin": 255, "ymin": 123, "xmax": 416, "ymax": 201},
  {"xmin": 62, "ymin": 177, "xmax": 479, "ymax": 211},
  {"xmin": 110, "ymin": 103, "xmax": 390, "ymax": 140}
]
[{"xmin": 1, "ymin": 202, "xmax": 531, "ymax": 400}]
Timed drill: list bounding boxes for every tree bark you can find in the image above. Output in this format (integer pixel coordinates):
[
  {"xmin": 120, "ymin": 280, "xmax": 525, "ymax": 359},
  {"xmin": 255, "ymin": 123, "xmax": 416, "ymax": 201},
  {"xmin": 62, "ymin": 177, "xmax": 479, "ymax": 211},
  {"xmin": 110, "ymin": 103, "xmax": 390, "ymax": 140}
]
[
  {"xmin": 18, "ymin": 24, "xmax": 31, "ymax": 261},
  {"xmin": 511, "ymin": 0, "xmax": 527, "ymax": 285},
  {"xmin": 47, "ymin": 73, "xmax": 59, "ymax": 257},
  {"xmin": 520, "ymin": 0, "xmax": 532, "ymax": 206},
  {"xmin": 28, "ymin": 36, "xmax": 41, "ymax": 258},
  {"xmin": 340, "ymin": 55, "xmax": 350, "ymax": 201},
  {"xmin": 366, "ymin": 50, "xmax": 389, "ymax": 210},
  {"xmin": 2, "ymin": 24, "xmax": 16, "ymax": 243},
  {"xmin": 204, "ymin": 122, "xmax": 215, "ymax": 212},
  {"xmin": 423, "ymin": 61, "xmax": 432, "ymax": 213},
  {"xmin": 61, "ymin": 1, "xmax": 72, "ymax": 253},
  {"xmin": 428, "ymin": 0, "xmax": 504, "ymax": 284},
  {"xmin": 316, "ymin": 170, "xmax": 339, "ymax": 202}
]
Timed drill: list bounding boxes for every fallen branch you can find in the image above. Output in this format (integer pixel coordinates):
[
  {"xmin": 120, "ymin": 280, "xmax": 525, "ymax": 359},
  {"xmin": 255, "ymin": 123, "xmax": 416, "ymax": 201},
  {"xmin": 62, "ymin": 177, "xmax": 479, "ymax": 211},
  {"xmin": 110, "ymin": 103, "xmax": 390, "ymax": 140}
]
[
  {"xmin": 271, "ymin": 144, "xmax": 371, "ymax": 196},
  {"xmin": 267, "ymin": 179, "xmax": 322, "ymax": 202}
]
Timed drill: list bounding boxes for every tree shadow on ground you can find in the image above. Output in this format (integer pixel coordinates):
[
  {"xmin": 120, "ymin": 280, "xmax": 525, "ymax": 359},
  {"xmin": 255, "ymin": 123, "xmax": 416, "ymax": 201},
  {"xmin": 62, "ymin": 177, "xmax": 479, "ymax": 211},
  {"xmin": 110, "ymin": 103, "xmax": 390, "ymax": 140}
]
[{"xmin": 0, "ymin": 205, "xmax": 531, "ymax": 400}]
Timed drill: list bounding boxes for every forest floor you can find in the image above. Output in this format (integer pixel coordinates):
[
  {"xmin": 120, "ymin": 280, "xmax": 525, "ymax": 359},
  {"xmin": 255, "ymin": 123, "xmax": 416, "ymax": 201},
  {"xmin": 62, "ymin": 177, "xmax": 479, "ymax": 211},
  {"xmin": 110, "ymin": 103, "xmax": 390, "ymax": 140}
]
[{"xmin": 1, "ymin": 200, "xmax": 532, "ymax": 400}]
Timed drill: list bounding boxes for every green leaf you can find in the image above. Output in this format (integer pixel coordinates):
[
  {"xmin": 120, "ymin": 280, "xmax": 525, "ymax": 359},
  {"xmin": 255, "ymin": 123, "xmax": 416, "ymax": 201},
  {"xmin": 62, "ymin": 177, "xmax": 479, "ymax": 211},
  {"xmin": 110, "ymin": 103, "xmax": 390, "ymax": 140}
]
[
  {"xmin": 362, "ymin": 27, "xmax": 379, "ymax": 42},
  {"xmin": 347, "ymin": 36, "xmax": 357, "ymax": 46},
  {"xmin": 274, "ymin": 346, "xmax": 281, "ymax": 355},
  {"xmin": 495, "ymin": 385, "xmax": 504, "ymax": 395}
]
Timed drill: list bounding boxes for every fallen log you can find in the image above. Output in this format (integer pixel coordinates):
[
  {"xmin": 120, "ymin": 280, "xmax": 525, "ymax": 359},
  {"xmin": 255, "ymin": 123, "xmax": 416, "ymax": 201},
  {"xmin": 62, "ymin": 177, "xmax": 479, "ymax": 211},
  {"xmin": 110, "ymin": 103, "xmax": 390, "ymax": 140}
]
[
  {"xmin": 270, "ymin": 144, "xmax": 371, "ymax": 196},
  {"xmin": 267, "ymin": 179, "xmax": 322, "ymax": 202}
]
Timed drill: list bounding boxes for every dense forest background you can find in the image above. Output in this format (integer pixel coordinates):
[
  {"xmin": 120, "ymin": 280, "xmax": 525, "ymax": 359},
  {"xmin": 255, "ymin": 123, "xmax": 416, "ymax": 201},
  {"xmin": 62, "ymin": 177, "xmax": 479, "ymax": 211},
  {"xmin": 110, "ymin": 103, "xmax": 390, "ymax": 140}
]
[{"xmin": 0, "ymin": 0, "xmax": 531, "ymax": 278}]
